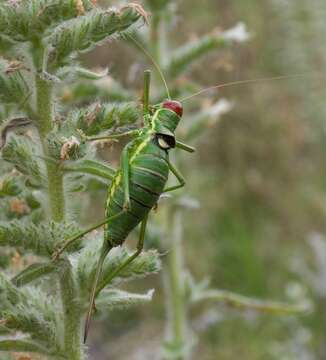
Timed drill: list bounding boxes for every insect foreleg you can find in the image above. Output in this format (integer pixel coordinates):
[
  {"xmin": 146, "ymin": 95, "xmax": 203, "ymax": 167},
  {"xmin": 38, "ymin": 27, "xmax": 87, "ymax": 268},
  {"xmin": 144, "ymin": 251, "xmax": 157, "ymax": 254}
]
[
  {"xmin": 52, "ymin": 211, "xmax": 125, "ymax": 260},
  {"xmin": 176, "ymin": 140, "xmax": 196, "ymax": 153},
  {"xmin": 164, "ymin": 160, "xmax": 186, "ymax": 193},
  {"xmin": 87, "ymin": 129, "xmax": 139, "ymax": 142},
  {"xmin": 95, "ymin": 213, "xmax": 149, "ymax": 296}
]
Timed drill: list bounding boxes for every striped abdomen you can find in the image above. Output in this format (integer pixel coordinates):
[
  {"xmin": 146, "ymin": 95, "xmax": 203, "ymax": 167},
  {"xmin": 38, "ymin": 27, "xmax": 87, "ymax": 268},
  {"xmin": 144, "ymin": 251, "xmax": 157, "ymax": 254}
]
[{"xmin": 105, "ymin": 136, "xmax": 169, "ymax": 246}]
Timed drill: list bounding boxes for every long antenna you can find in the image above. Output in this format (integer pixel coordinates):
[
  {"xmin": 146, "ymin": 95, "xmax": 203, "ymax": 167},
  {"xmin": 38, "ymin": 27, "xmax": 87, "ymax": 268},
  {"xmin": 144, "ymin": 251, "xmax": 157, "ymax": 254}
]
[
  {"xmin": 124, "ymin": 33, "xmax": 171, "ymax": 100},
  {"xmin": 143, "ymin": 70, "xmax": 151, "ymax": 116},
  {"xmin": 180, "ymin": 73, "xmax": 316, "ymax": 103}
]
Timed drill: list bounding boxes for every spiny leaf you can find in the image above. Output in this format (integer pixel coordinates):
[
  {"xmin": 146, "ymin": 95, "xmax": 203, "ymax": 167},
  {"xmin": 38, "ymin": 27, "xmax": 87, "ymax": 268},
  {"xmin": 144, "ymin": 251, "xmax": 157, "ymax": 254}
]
[
  {"xmin": 0, "ymin": 338, "xmax": 55, "ymax": 356},
  {"xmin": 72, "ymin": 102, "xmax": 140, "ymax": 135},
  {"xmin": 191, "ymin": 287, "xmax": 310, "ymax": 314},
  {"xmin": 0, "ymin": 274, "xmax": 59, "ymax": 346},
  {"xmin": 49, "ymin": 5, "xmax": 145, "ymax": 65},
  {"xmin": 45, "ymin": 122, "xmax": 87, "ymax": 161},
  {"xmin": 0, "ymin": 176, "xmax": 22, "ymax": 198},
  {"xmin": 57, "ymin": 64, "xmax": 109, "ymax": 81},
  {"xmin": 73, "ymin": 66, "xmax": 109, "ymax": 80},
  {"xmin": 0, "ymin": 0, "xmax": 96, "ymax": 42},
  {"xmin": 0, "ymin": 220, "xmax": 81, "ymax": 257},
  {"xmin": 98, "ymin": 248, "xmax": 161, "ymax": 292},
  {"xmin": 0, "ymin": 59, "xmax": 28, "ymax": 105},
  {"xmin": 1, "ymin": 135, "xmax": 44, "ymax": 188},
  {"xmin": 165, "ymin": 23, "xmax": 249, "ymax": 77},
  {"xmin": 2, "ymin": 309, "xmax": 57, "ymax": 347},
  {"xmin": 77, "ymin": 238, "xmax": 161, "ymax": 297},
  {"xmin": 96, "ymin": 288, "xmax": 155, "ymax": 311},
  {"xmin": 0, "ymin": 272, "xmax": 21, "ymax": 305},
  {"xmin": 12, "ymin": 261, "xmax": 58, "ymax": 287}
]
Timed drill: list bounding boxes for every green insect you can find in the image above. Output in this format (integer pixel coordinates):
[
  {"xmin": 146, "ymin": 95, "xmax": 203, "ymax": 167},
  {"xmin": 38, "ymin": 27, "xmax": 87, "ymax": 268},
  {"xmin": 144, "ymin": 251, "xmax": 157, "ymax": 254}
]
[
  {"xmin": 52, "ymin": 70, "xmax": 196, "ymax": 342},
  {"xmin": 0, "ymin": 55, "xmax": 300, "ymax": 342},
  {"xmin": 51, "ymin": 65, "xmax": 302, "ymax": 341}
]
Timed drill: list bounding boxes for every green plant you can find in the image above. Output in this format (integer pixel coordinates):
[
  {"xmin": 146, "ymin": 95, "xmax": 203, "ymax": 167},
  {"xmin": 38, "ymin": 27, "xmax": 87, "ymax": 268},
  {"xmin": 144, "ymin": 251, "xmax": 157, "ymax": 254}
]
[
  {"xmin": 0, "ymin": 2, "xmax": 161, "ymax": 359},
  {"xmin": 0, "ymin": 1, "xmax": 310, "ymax": 359}
]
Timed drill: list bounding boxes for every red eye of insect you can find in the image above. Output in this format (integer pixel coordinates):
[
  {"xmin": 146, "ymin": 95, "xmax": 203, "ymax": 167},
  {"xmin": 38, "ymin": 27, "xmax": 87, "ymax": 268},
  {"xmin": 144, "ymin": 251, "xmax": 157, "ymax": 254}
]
[{"xmin": 162, "ymin": 100, "xmax": 183, "ymax": 117}]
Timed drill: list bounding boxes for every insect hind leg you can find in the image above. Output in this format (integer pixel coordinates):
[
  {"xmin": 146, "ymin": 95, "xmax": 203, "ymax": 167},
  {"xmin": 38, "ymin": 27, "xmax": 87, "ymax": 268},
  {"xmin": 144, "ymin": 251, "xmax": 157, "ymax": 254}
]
[
  {"xmin": 95, "ymin": 213, "xmax": 149, "ymax": 296},
  {"xmin": 52, "ymin": 211, "xmax": 125, "ymax": 261},
  {"xmin": 84, "ymin": 241, "xmax": 112, "ymax": 343},
  {"xmin": 83, "ymin": 213, "xmax": 149, "ymax": 343}
]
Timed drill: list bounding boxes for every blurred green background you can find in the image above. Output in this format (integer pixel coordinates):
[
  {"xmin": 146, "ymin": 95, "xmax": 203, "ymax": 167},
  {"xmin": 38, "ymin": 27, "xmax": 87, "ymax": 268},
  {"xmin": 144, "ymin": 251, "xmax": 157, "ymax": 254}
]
[{"xmin": 81, "ymin": 0, "xmax": 326, "ymax": 359}]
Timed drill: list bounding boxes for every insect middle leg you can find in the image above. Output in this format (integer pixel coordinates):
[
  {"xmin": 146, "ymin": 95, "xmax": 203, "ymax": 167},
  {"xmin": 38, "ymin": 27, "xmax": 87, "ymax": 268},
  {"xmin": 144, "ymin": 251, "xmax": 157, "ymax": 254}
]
[
  {"xmin": 164, "ymin": 159, "xmax": 186, "ymax": 193},
  {"xmin": 175, "ymin": 140, "xmax": 196, "ymax": 153},
  {"xmin": 87, "ymin": 129, "xmax": 139, "ymax": 142}
]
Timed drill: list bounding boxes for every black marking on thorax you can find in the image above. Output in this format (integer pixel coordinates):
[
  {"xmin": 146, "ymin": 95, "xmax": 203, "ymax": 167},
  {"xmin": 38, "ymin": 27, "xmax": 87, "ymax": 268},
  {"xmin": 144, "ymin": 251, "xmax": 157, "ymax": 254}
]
[{"xmin": 154, "ymin": 134, "xmax": 175, "ymax": 150}]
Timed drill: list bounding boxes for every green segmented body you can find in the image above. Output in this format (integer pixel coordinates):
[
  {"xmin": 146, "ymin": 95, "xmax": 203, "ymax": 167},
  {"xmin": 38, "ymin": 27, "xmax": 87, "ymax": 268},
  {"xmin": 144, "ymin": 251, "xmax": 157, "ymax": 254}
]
[{"xmin": 105, "ymin": 131, "xmax": 169, "ymax": 245}]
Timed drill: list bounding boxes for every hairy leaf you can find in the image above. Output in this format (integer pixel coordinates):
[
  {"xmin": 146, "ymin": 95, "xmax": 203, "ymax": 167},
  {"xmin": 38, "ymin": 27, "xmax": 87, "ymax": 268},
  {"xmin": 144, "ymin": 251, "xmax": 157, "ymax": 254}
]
[
  {"xmin": 45, "ymin": 122, "xmax": 87, "ymax": 161},
  {"xmin": 96, "ymin": 288, "xmax": 155, "ymax": 311},
  {"xmin": 98, "ymin": 248, "xmax": 161, "ymax": 292},
  {"xmin": 0, "ymin": 339, "xmax": 55, "ymax": 355},
  {"xmin": 165, "ymin": 23, "xmax": 249, "ymax": 77},
  {"xmin": 1, "ymin": 135, "xmax": 44, "ymax": 188},
  {"xmin": 73, "ymin": 66, "xmax": 109, "ymax": 80},
  {"xmin": 0, "ymin": 176, "xmax": 22, "ymax": 198},
  {"xmin": 12, "ymin": 262, "xmax": 58, "ymax": 287},
  {"xmin": 0, "ymin": 274, "xmax": 59, "ymax": 347},
  {"xmin": 0, "ymin": 0, "xmax": 96, "ymax": 42},
  {"xmin": 0, "ymin": 220, "xmax": 81, "ymax": 257},
  {"xmin": 49, "ymin": 5, "xmax": 144, "ymax": 65},
  {"xmin": 190, "ymin": 283, "xmax": 310, "ymax": 314},
  {"xmin": 76, "ymin": 238, "xmax": 161, "ymax": 297},
  {"xmin": 73, "ymin": 102, "xmax": 140, "ymax": 135},
  {"xmin": 0, "ymin": 59, "xmax": 28, "ymax": 105},
  {"xmin": 0, "ymin": 272, "xmax": 21, "ymax": 305}
]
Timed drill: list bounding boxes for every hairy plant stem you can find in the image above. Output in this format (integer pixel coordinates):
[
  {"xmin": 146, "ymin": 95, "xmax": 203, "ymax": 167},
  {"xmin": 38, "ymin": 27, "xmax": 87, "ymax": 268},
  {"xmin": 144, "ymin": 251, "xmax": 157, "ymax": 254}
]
[
  {"xmin": 165, "ymin": 209, "xmax": 187, "ymax": 360},
  {"xmin": 35, "ymin": 76, "xmax": 65, "ymax": 222},
  {"xmin": 148, "ymin": 14, "xmax": 189, "ymax": 359},
  {"xmin": 60, "ymin": 260, "xmax": 83, "ymax": 360},
  {"xmin": 35, "ymin": 75, "xmax": 83, "ymax": 359}
]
